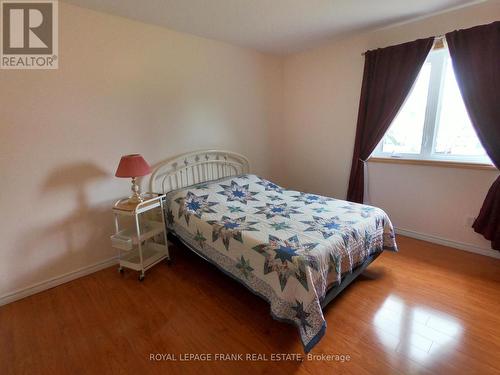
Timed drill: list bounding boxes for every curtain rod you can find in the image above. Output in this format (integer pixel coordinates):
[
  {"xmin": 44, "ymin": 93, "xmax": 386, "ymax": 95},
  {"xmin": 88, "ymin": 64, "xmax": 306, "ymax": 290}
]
[{"xmin": 361, "ymin": 34, "xmax": 445, "ymax": 56}]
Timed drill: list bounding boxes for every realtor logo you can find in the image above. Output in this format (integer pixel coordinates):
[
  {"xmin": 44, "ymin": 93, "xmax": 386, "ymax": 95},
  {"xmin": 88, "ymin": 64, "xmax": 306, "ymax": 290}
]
[{"xmin": 1, "ymin": 0, "xmax": 58, "ymax": 69}]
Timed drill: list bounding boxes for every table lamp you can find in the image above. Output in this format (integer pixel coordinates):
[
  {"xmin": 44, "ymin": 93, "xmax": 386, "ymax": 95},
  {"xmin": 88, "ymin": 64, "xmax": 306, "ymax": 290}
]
[{"xmin": 115, "ymin": 154, "xmax": 152, "ymax": 204}]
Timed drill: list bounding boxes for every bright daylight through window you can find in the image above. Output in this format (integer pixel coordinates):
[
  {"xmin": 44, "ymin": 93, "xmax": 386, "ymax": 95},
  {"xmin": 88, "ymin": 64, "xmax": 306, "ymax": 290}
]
[{"xmin": 373, "ymin": 47, "xmax": 492, "ymax": 164}]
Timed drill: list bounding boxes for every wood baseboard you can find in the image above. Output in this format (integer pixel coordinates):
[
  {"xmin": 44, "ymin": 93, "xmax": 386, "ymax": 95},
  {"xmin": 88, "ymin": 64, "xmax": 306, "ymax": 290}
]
[
  {"xmin": 1, "ymin": 228, "xmax": 497, "ymax": 307},
  {"xmin": 395, "ymin": 227, "xmax": 499, "ymax": 259},
  {"xmin": 0, "ymin": 257, "xmax": 118, "ymax": 306}
]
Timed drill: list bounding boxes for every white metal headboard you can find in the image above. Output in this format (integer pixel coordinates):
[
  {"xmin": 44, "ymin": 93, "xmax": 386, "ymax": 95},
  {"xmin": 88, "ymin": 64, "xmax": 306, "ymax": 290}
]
[{"xmin": 149, "ymin": 150, "xmax": 250, "ymax": 194}]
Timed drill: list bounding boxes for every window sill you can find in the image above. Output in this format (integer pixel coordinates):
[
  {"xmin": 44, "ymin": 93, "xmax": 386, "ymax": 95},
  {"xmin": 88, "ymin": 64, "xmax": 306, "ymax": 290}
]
[{"xmin": 368, "ymin": 157, "xmax": 497, "ymax": 171}]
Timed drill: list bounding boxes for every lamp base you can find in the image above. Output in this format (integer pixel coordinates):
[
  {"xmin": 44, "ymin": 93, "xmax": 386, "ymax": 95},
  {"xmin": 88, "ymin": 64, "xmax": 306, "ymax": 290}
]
[
  {"xmin": 127, "ymin": 194, "xmax": 144, "ymax": 204},
  {"xmin": 128, "ymin": 177, "xmax": 143, "ymax": 204}
]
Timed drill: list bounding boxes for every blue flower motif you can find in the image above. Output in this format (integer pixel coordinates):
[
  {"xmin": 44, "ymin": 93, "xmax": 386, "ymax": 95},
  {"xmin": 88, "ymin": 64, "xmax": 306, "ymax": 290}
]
[
  {"xmin": 312, "ymin": 207, "xmax": 330, "ymax": 214},
  {"xmin": 274, "ymin": 243, "xmax": 298, "ymax": 263},
  {"xmin": 175, "ymin": 192, "xmax": 218, "ymax": 225},
  {"xmin": 302, "ymin": 216, "xmax": 355, "ymax": 239},
  {"xmin": 341, "ymin": 204, "xmax": 376, "ymax": 218},
  {"xmin": 253, "ymin": 235, "xmax": 318, "ymax": 291},
  {"xmin": 256, "ymin": 178, "xmax": 284, "ymax": 194},
  {"xmin": 254, "ymin": 203, "xmax": 301, "ymax": 219},
  {"xmin": 270, "ymin": 221, "xmax": 292, "ymax": 231},
  {"xmin": 292, "ymin": 192, "xmax": 333, "ymax": 205},
  {"xmin": 218, "ymin": 181, "xmax": 259, "ymax": 204},
  {"xmin": 207, "ymin": 216, "xmax": 259, "ymax": 250}
]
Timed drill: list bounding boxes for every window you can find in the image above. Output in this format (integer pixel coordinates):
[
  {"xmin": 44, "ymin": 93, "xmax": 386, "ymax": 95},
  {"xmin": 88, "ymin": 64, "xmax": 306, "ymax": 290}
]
[{"xmin": 373, "ymin": 47, "xmax": 492, "ymax": 164}]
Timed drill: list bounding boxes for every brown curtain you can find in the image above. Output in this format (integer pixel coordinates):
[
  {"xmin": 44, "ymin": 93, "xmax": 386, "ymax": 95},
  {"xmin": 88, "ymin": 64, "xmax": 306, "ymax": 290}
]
[
  {"xmin": 347, "ymin": 37, "xmax": 434, "ymax": 203},
  {"xmin": 446, "ymin": 21, "xmax": 500, "ymax": 250}
]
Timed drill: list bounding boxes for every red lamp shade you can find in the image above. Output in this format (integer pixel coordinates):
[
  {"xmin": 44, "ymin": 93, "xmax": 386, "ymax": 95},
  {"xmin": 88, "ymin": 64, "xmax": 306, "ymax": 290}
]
[{"xmin": 115, "ymin": 154, "xmax": 151, "ymax": 178}]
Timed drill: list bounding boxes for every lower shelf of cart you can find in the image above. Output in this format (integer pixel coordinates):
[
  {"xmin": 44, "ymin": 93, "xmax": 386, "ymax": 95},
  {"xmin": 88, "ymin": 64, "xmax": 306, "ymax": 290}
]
[
  {"xmin": 119, "ymin": 242, "xmax": 168, "ymax": 271},
  {"xmin": 111, "ymin": 220, "xmax": 165, "ymax": 251}
]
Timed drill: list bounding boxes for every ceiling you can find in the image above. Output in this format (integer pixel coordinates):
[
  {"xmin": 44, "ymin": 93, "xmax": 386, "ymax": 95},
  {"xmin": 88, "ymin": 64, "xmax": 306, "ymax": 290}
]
[{"xmin": 64, "ymin": 0, "xmax": 484, "ymax": 54}]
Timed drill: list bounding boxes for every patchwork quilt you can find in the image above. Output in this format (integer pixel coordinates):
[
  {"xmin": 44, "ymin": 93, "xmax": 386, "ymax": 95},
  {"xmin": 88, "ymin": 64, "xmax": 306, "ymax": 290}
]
[{"xmin": 165, "ymin": 174, "xmax": 397, "ymax": 352}]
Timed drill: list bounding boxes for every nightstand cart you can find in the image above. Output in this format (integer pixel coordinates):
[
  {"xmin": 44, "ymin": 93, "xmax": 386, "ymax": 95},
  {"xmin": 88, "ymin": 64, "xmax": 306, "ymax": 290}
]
[{"xmin": 111, "ymin": 194, "xmax": 170, "ymax": 281}]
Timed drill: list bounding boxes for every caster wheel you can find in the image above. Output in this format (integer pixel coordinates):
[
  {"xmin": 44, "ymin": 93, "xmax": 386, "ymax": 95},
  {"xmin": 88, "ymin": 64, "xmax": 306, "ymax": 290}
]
[
  {"xmin": 138, "ymin": 274, "xmax": 145, "ymax": 282},
  {"xmin": 118, "ymin": 268, "xmax": 124, "ymax": 274},
  {"xmin": 166, "ymin": 258, "xmax": 172, "ymax": 266}
]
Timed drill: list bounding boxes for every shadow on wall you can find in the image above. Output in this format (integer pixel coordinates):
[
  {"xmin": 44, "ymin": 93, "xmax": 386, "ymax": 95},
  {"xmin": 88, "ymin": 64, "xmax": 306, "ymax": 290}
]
[
  {"xmin": 6, "ymin": 162, "xmax": 117, "ymax": 295},
  {"xmin": 43, "ymin": 161, "xmax": 109, "ymax": 207}
]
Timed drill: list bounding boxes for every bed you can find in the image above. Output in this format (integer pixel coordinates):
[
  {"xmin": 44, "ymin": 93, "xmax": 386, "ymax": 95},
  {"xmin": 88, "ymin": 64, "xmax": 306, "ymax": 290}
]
[{"xmin": 150, "ymin": 150, "xmax": 397, "ymax": 352}]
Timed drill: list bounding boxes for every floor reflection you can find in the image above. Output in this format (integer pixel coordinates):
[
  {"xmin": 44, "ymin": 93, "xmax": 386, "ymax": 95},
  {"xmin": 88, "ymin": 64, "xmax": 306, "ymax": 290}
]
[{"xmin": 373, "ymin": 295, "xmax": 463, "ymax": 363}]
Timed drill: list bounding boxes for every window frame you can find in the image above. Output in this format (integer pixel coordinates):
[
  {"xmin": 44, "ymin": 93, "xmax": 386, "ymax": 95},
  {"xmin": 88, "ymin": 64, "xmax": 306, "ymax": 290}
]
[{"xmin": 372, "ymin": 47, "xmax": 492, "ymax": 165}]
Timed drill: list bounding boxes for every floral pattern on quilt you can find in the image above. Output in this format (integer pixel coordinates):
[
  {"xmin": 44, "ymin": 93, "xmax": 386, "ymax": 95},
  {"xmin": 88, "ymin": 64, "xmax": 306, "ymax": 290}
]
[
  {"xmin": 292, "ymin": 192, "xmax": 334, "ymax": 205},
  {"xmin": 252, "ymin": 234, "xmax": 319, "ymax": 291},
  {"xmin": 207, "ymin": 216, "xmax": 259, "ymax": 250},
  {"xmin": 175, "ymin": 192, "xmax": 218, "ymax": 225},
  {"xmin": 256, "ymin": 178, "xmax": 284, "ymax": 194},
  {"xmin": 301, "ymin": 216, "xmax": 355, "ymax": 239},
  {"xmin": 254, "ymin": 202, "xmax": 301, "ymax": 219},
  {"xmin": 235, "ymin": 256, "xmax": 254, "ymax": 279},
  {"xmin": 218, "ymin": 181, "xmax": 259, "ymax": 204},
  {"xmin": 165, "ymin": 174, "xmax": 398, "ymax": 353}
]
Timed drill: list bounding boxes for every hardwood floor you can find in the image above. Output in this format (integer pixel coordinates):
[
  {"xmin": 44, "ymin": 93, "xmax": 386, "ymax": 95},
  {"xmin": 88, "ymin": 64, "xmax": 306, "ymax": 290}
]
[{"xmin": 1, "ymin": 236, "xmax": 499, "ymax": 375}]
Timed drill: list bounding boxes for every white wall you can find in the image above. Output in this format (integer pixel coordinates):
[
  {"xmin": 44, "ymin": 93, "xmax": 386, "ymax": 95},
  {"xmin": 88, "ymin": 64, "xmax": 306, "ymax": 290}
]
[
  {"xmin": 1, "ymin": 1, "xmax": 499, "ymax": 303},
  {"xmin": 282, "ymin": 0, "xmax": 500, "ymax": 254},
  {"xmin": 367, "ymin": 162, "xmax": 498, "ymax": 253},
  {"xmin": 0, "ymin": 2, "xmax": 282, "ymax": 299}
]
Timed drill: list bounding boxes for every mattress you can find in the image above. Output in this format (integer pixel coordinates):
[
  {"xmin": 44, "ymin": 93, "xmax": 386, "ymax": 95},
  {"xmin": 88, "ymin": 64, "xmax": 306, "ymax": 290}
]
[{"xmin": 165, "ymin": 174, "xmax": 397, "ymax": 352}]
